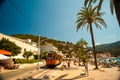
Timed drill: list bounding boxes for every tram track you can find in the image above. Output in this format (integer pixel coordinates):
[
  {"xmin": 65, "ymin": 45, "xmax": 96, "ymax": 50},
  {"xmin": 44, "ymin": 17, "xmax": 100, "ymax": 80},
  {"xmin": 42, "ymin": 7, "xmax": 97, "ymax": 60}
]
[
  {"xmin": 12, "ymin": 68, "xmax": 52, "ymax": 80},
  {"xmin": 1, "ymin": 64, "xmax": 61, "ymax": 80}
]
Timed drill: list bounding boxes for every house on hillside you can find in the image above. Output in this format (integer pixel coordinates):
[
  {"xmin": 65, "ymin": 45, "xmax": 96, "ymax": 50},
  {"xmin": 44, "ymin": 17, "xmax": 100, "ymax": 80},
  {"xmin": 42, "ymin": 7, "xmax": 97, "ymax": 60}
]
[
  {"xmin": 41, "ymin": 43, "xmax": 58, "ymax": 53},
  {"xmin": 88, "ymin": 51, "xmax": 111, "ymax": 58},
  {"xmin": 97, "ymin": 52, "xmax": 111, "ymax": 58},
  {"xmin": 0, "ymin": 33, "xmax": 38, "ymax": 59}
]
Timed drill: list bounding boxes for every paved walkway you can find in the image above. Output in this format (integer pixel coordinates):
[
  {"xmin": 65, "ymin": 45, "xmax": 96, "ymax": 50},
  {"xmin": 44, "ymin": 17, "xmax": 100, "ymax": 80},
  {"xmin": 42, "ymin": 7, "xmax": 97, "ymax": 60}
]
[
  {"xmin": 1, "ymin": 62, "xmax": 120, "ymax": 80},
  {"xmin": 39, "ymin": 61, "xmax": 120, "ymax": 80}
]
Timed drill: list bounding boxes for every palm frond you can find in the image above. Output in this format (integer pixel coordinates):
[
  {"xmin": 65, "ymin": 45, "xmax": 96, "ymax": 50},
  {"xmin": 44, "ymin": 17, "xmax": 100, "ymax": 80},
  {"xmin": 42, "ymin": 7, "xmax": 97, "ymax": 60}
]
[
  {"xmin": 76, "ymin": 38, "xmax": 88, "ymax": 48},
  {"xmin": 84, "ymin": 0, "xmax": 93, "ymax": 7},
  {"xmin": 88, "ymin": 0, "xmax": 93, "ymax": 7},
  {"xmin": 84, "ymin": 0, "xmax": 120, "ymax": 26},
  {"xmin": 76, "ymin": 5, "xmax": 107, "ymax": 31},
  {"xmin": 96, "ymin": 17, "xmax": 107, "ymax": 28},
  {"xmin": 93, "ymin": 0, "xmax": 97, "ymax": 3},
  {"xmin": 97, "ymin": 0, "xmax": 103, "ymax": 12},
  {"xmin": 84, "ymin": 0, "xmax": 88, "ymax": 7},
  {"xmin": 81, "ymin": 22, "xmax": 87, "ymax": 30},
  {"xmin": 90, "ymin": 6, "xmax": 98, "ymax": 17},
  {"xmin": 76, "ymin": 21, "xmax": 85, "ymax": 31},
  {"xmin": 76, "ymin": 17, "xmax": 86, "ymax": 23},
  {"xmin": 110, "ymin": 0, "xmax": 114, "ymax": 15},
  {"xmin": 113, "ymin": 0, "xmax": 120, "ymax": 26},
  {"xmin": 94, "ymin": 22, "xmax": 102, "ymax": 30},
  {"xmin": 77, "ymin": 12, "xmax": 88, "ymax": 18},
  {"xmin": 86, "ymin": 24, "xmax": 90, "ymax": 31}
]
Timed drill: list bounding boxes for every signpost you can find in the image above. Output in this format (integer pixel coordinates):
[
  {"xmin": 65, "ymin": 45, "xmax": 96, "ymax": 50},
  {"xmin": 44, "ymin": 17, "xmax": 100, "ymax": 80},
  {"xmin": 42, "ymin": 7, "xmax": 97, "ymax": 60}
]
[{"xmin": 37, "ymin": 35, "xmax": 40, "ymax": 70}]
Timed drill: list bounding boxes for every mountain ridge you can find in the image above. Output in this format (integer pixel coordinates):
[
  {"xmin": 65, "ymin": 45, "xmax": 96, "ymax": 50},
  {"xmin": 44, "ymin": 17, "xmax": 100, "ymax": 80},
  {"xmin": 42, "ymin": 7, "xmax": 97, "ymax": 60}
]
[
  {"xmin": 10, "ymin": 33, "xmax": 120, "ymax": 57},
  {"xmin": 95, "ymin": 41, "xmax": 120, "ymax": 50},
  {"xmin": 93, "ymin": 41, "xmax": 120, "ymax": 57}
]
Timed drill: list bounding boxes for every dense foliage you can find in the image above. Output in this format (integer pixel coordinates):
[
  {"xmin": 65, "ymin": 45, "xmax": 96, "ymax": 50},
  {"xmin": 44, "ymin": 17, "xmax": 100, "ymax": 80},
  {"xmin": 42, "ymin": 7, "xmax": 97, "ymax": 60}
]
[
  {"xmin": 23, "ymin": 51, "xmax": 33, "ymax": 59},
  {"xmin": 95, "ymin": 41, "xmax": 120, "ymax": 57},
  {"xmin": 76, "ymin": 5, "xmax": 107, "ymax": 69},
  {"xmin": 0, "ymin": 38, "xmax": 21, "ymax": 56},
  {"xmin": 106, "ymin": 46, "xmax": 120, "ymax": 57},
  {"xmin": 12, "ymin": 34, "xmax": 120, "ymax": 57},
  {"xmin": 12, "ymin": 34, "xmax": 76, "ymax": 58},
  {"xmin": 14, "ymin": 59, "xmax": 37, "ymax": 64}
]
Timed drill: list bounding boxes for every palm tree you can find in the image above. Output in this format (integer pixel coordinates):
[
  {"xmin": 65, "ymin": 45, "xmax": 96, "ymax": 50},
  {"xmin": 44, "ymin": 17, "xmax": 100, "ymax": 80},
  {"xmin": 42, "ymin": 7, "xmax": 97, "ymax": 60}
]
[
  {"xmin": 76, "ymin": 38, "xmax": 88, "ymax": 55},
  {"xmin": 76, "ymin": 38, "xmax": 88, "ymax": 61},
  {"xmin": 84, "ymin": 0, "xmax": 120, "ymax": 26},
  {"xmin": 76, "ymin": 5, "xmax": 107, "ymax": 69}
]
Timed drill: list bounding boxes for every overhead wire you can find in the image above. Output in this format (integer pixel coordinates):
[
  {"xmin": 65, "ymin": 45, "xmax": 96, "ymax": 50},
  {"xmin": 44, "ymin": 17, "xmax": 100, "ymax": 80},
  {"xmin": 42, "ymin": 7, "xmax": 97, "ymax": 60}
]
[{"xmin": 8, "ymin": 0, "xmax": 40, "ymax": 34}]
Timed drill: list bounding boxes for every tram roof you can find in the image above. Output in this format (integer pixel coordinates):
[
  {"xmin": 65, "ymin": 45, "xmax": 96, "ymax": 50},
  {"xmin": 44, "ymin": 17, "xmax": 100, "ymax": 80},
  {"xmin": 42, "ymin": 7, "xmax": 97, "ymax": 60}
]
[{"xmin": 49, "ymin": 51, "xmax": 63, "ymax": 56}]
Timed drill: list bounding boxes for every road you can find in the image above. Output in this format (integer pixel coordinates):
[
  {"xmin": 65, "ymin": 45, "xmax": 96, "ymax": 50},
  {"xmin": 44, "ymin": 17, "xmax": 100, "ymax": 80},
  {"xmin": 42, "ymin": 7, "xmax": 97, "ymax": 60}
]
[{"xmin": 0, "ymin": 64, "xmax": 51, "ymax": 80}]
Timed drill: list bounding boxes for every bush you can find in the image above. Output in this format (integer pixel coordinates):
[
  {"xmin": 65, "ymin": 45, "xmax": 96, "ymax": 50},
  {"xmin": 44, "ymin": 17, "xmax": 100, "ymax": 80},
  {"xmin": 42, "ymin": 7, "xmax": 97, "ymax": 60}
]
[{"xmin": 14, "ymin": 59, "xmax": 38, "ymax": 64}]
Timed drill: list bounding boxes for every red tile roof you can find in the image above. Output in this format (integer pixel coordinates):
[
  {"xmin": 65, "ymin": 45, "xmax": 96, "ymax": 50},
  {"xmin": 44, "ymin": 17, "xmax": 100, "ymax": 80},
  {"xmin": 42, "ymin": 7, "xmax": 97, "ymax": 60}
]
[{"xmin": 0, "ymin": 50, "xmax": 11, "ymax": 56}]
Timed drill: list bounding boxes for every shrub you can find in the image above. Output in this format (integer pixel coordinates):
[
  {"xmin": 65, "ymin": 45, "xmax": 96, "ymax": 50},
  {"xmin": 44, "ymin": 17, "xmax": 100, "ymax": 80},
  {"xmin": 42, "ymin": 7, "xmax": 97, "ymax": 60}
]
[{"xmin": 14, "ymin": 59, "xmax": 37, "ymax": 64}]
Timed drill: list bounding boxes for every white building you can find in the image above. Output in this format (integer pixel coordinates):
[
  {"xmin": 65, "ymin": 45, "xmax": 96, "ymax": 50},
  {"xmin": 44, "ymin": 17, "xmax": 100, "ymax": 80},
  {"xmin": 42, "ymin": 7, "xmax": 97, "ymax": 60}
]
[
  {"xmin": 41, "ymin": 43, "xmax": 63, "ymax": 56},
  {"xmin": 0, "ymin": 33, "xmax": 38, "ymax": 58},
  {"xmin": 41, "ymin": 44, "xmax": 58, "ymax": 53}
]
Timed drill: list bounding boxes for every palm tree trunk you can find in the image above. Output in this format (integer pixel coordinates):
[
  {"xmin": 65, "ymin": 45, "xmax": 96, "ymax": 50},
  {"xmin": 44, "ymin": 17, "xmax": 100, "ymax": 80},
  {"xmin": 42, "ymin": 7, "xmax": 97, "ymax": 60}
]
[
  {"xmin": 113, "ymin": 0, "xmax": 120, "ymax": 26},
  {"xmin": 89, "ymin": 23, "xmax": 98, "ymax": 69}
]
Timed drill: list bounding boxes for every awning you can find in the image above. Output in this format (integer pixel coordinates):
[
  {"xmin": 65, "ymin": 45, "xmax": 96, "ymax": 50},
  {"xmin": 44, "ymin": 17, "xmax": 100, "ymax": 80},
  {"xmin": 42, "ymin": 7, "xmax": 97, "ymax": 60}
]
[
  {"xmin": 0, "ymin": 50, "xmax": 11, "ymax": 56},
  {"xmin": 0, "ymin": 54, "xmax": 10, "ymax": 60}
]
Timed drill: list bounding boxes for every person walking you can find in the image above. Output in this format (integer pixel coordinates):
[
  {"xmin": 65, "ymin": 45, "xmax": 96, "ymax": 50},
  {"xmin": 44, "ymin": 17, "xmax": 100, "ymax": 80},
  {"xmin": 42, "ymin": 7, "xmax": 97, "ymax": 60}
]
[
  {"xmin": 67, "ymin": 60, "xmax": 71, "ymax": 68},
  {"xmin": 83, "ymin": 59, "xmax": 89, "ymax": 76}
]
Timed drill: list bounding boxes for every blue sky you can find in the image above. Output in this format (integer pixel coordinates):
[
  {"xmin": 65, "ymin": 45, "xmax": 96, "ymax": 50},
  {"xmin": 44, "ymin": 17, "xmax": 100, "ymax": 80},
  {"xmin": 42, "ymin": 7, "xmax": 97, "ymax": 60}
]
[{"xmin": 0, "ymin": 0, "xmax": 120, "ymax": 46}]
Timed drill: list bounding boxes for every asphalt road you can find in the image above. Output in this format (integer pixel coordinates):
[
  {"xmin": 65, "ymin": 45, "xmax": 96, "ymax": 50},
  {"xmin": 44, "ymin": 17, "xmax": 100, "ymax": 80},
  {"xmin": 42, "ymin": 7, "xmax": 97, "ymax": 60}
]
[{"xmin": 0, "ymin": 64, "xmax": 47, "ymax": 80}]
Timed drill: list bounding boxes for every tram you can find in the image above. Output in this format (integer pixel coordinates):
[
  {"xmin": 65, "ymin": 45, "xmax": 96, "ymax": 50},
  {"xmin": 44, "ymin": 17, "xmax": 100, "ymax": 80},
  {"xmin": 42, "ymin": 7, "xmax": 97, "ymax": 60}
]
[{"xmin": 45, "ymin": 51, "xmax": 63, "ymax": 67}]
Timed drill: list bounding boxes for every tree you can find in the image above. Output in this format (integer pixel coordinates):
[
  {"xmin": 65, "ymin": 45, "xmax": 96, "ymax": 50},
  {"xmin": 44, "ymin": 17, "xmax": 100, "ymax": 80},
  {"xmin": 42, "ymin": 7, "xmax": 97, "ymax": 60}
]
[
  {"xmin": 84, "ymin": 0, "xmax": 120, "ymax": 26},
  {"xmin": 76, "ymin": 38, "xmax": 88, "ymax": 60},
  {"xmin": 40, "ymin": 52, "xmax": 46, "ymax": 60},
  {"xmin": 76, "ymin": 5, "xmax": 107, "ymax": 69},
  {"xmin": 23, "ymin": 51, "xmax": 33, "ymax": 59},
  {"xmin": 0, "ymin": 38, "xmax": 21, "ymax": 56}
]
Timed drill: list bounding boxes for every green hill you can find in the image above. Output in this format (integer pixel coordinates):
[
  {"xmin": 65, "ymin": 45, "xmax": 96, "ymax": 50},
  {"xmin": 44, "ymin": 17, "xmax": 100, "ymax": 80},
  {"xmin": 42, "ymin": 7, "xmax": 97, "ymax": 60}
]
[
  {"xmin": 95, "ymin": 41, "xmax": 120, "ymax": 50},
  {"xmin": 95, "ymin": 41, "xmax": 120, "ymax": 57},
  {"xmin": 11, "ymin": 34, "xmax": 120, "ymax": 57},
  {"xmin": 11, "ymin": 34, "xmax": 76, "ymax": 57}
]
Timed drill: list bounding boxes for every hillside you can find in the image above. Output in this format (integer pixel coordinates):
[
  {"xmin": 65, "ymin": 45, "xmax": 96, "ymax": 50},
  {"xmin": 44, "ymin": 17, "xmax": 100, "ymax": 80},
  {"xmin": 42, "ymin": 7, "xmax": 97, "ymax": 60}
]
[
  {"xmin": 11, "ymin": 34, "xmax": 76, "ymax": 57},
  {"xmin": 95, "ymin": 41, "xmax": 120, "ymax": 50},
  {"xmin": 95, "ymin": 41, "xmax": 120, "ymax": 57},
  {"xmin": 11, "ymin": 34, "xmax": 120, "ymax": 57},
  {"xmin": 0, "ymin": 33, "xmax": 38, "ymax": 56}
]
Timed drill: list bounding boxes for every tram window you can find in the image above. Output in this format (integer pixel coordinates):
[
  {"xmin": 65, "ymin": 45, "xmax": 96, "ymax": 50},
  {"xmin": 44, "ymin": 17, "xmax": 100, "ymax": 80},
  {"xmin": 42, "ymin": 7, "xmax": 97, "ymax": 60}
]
[
  {"xmin": 52, "ymin": 56, "xmax": 55, "ymax": 59},
  {"xmin": 52, "ymin": 54, "xmax": 55, "ymax": 59},
  {"xmin": 46, "ymin": 57, "xmax": 51, "ymax": 60},
  {"xmin": 48, "ymin": 53, "xmax": 52, "ymax": 56},
  {"xmin": 56, "ymin": 57, "xmax": 58, "ymax": 60},
  {"xmin": 46, "ymin": 53, "xmax": 52, "ymax": 60}
]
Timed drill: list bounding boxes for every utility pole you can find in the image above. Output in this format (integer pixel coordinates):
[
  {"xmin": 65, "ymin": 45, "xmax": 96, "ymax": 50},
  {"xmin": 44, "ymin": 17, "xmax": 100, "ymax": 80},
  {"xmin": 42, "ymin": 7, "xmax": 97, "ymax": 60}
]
[{"xmin": 37, "ymin": 35, "xmax": 40, "ymax": 70}]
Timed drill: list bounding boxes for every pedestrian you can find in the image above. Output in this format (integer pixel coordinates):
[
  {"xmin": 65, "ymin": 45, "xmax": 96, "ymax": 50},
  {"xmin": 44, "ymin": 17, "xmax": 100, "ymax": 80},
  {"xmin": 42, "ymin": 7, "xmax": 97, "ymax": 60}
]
[
  {"xmin": 74, "ymin": 59, "xmax": 76, "ymax": 65},
  {"xmin": 83, "ymin": 59, "xmax": 89, "ymax": 76},
  {"xmin": 67, "ymin": 60, "xmax": 71, "ymax": 68},
  {"xmin": 78, "ymin": 61, "xmax": 81, "ymax": 66},
  {"xmin": 118, "ymin": 65, "xmax": 120, "ymax": 71}
]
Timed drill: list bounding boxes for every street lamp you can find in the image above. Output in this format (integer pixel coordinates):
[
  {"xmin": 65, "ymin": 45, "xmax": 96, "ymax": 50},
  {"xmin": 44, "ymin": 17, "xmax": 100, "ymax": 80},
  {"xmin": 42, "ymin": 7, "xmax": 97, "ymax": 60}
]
[
  {"xmin": 37, "ymin": 35, "xmax": 40, "ymax": 70},
  {"xmin": 37, "ymin": 36, "xmax": 47, "ymax": 70}
]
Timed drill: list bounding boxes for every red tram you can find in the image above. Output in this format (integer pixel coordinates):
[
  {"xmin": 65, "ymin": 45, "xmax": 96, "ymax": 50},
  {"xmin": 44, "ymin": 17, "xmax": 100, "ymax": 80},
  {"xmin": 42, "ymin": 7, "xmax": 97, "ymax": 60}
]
[{"xmin": 45, "ymin": 51, "xmax": 63, "ymax": 67}]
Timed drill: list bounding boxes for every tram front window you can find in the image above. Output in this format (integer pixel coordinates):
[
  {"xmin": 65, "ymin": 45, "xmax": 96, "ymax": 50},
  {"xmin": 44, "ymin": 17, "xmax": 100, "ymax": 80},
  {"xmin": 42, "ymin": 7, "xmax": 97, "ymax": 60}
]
[{"xmin": 46, "ymin": 53, "xmax": 52, "ymax": 60}]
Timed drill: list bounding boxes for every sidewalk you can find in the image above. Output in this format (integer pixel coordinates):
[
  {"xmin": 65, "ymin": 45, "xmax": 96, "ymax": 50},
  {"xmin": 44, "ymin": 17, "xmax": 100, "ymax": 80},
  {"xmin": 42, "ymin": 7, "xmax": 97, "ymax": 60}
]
[
  {"xmin": 40, "ymin": 61, "xmax": 120, "ymax": 80},
  {"xmin": 1, "ymin": 61, "xmax": 120, "ymax": 80},
  {"xmin": 53, "ymin": 61, "xmax": 89, "ymax": 80},
  {"xmin": 0, "ymin": 62, "xmax": 44, "ymax": 73}
]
